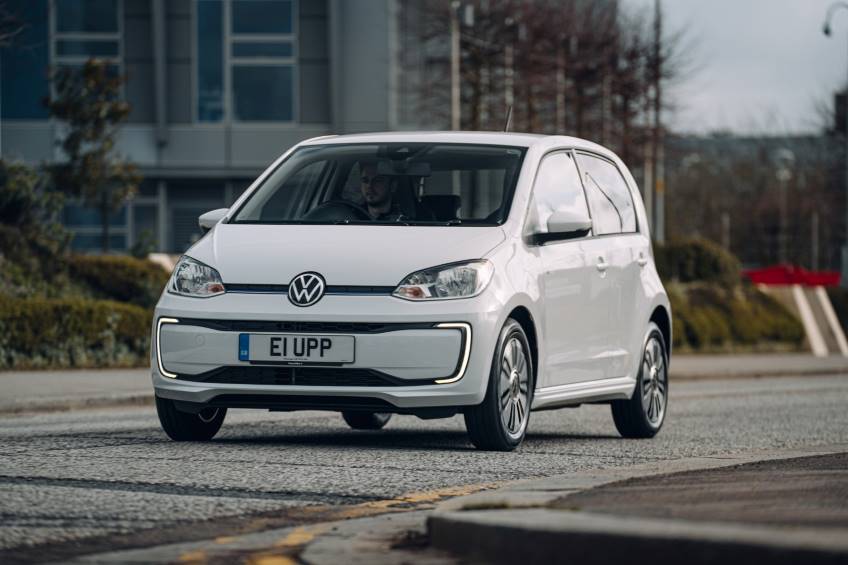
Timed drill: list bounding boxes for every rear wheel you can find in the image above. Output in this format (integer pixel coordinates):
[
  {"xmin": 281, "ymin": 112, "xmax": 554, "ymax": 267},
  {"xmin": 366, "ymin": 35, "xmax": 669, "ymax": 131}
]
[
  {"xmin": 156, "ymin": 396, "xmax": 226, "ymax": 441},
  {"xmin": 611, "ymin": 322, "xmax": 668, "ymax": 438},
  {"xmin": 342, "ymin": 411, "xmax": 392, "ymax": 430},
  {"xmin": 465, "ymin": 319, "xmax": 533, "ymax": 451}
]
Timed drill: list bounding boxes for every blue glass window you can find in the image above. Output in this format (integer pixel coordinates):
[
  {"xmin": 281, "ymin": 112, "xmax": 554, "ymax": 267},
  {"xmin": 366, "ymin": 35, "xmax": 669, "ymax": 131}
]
[
  {"xmin": 232, "ymin": 0, "xmax": 292, "ymax": 34},
  {"xmin": 55, "ymin": 0, "xmax": 119, "ymax": 33},
  {"xmin": 0, "ymin": 0, "xmax": 49, "ymax": 119},
  {"xmin": 197, "ymin": 0, "xmax": 224, "ymax": 122},
  {"xmin": 195, "ymin": 0, "xmax": 296, "ymax": 122},
  {"xmin": 70, "ymin": 234, "xmax": 127, "ymax": 251},
  {"xmin": 64, "ymin": 204, "xmax": 127, "ymax": 227},
  {"xmin": 232, "ymin": 65, "xmax": 293, "ymax": 121}
]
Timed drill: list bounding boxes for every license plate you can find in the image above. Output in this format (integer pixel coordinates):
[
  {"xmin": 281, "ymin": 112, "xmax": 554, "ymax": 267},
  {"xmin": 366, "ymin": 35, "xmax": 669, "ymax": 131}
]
[{"xmin": 239, "ymin": 333, "xmax": 355, "ymax": 364}]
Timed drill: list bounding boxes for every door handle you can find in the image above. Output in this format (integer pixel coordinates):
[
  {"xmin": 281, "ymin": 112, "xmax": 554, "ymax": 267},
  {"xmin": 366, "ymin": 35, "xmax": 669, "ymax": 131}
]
[
  {"xmin": 637, "ymin": 252, "xmax": 649, "ymax": 267},
  {"xmin": 596, "ymin": 257, "xmax": 609, "ymax": 272}
]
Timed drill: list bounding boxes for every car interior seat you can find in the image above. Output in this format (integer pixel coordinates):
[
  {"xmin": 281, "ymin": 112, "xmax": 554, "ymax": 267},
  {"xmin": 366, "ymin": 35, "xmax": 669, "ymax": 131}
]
[{"xmin": 421, "ymin": 195, "xmax": 461, "ymax": 221}]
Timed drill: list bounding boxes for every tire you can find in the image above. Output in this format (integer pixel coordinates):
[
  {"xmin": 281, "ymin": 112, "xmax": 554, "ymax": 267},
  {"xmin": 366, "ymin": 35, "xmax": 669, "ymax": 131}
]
[
  {"xmin": 464, "ymin": 319, "xmax": 533, "ymax": 451},
  {"xmin": 156, "ymin": 396, "xmax": 227, "ymax": 441},
  {"xmin": 611, "ymin": 322, "xmax": 668, "ymax": 439},
  {"xmin": 342, "ymin": 411, "xmax": 392, "ymax": 430}
]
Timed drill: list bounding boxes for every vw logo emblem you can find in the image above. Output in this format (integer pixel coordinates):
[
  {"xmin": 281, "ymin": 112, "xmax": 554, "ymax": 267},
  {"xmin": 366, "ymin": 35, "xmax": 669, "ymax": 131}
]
[{"xmin": 288, "ymin": 272, "xmax": 326, "ymax": 307}]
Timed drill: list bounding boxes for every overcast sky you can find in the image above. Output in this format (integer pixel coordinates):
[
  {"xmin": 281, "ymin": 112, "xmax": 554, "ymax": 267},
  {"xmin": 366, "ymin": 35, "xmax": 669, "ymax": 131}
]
[{"xmin": 623, "ymin": 0, "xmax": 848, "ymax": 135}]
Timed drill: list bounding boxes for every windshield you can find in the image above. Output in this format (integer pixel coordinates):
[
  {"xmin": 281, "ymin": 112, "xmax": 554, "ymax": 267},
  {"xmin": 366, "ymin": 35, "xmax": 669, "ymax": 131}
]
[{"xmin": 231, "ymin": 143, "xmax": 527, "ymax": 226}]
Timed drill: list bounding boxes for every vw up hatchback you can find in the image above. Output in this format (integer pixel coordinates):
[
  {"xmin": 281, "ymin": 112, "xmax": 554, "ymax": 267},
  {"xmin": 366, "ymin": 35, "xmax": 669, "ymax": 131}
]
[{"xmin": 152, "ymin": 132, "xmax": 671, "ymax": 451}]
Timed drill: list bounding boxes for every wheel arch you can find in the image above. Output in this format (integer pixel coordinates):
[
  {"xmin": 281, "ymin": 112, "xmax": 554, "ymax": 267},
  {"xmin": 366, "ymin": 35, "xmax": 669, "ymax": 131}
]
[
  {"xmin": 506, "ymin": 305, "xmax": 539, "ymax": 389},
  {"xmin": 649, "ymin": 304, "xmax": 672, "ymax": 358}
]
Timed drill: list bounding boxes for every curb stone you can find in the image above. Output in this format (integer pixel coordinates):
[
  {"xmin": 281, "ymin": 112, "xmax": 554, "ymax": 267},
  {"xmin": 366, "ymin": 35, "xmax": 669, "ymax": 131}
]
[
  {"xmin": 0, "ymin": 394, "xmax": 153, "ymax": 416},
  {"xmin": 428, "ymin": 444, "xmax": 848, "ymax": 565},
  {"xmin": 429, "ymin": 509, "xmax": 848, "ymax": 565}
]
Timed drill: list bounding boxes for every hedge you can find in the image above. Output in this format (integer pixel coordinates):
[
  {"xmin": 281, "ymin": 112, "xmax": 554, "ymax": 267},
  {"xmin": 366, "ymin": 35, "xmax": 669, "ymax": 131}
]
[
  {"xmin": 0, "ymin": 295, "xmax": 152, "ymax": 370},
  {"xmin": 668, "ymin": 282, "xmax": 804, "ymax": 352},
  {"xmin": 654, "ymin": 238, "xmax": 741, "ymax": 287},
  {"xmin": 68, "ymin": 254, "xmax": 169, "ymax": 308}
]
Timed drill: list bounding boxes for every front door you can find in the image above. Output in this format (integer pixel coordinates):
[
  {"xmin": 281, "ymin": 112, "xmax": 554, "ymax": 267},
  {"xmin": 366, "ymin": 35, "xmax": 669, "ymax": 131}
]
[{"xmin": 530, "ymin": 151, "xmax": 611, "ymax": 386}]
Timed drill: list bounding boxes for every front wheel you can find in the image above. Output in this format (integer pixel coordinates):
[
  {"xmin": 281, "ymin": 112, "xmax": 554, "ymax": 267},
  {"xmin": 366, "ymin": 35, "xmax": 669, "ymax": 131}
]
[
  {"xmin": 465, "ymin": 319, "xmax": 533, "ymax": 451},
  {"xmin": 156, "ymin": 396, "xmax": 226, "ymax": 441},
  {"xmin": 611, "ymin": 322, "xmax": 668, "ymax": 438}
]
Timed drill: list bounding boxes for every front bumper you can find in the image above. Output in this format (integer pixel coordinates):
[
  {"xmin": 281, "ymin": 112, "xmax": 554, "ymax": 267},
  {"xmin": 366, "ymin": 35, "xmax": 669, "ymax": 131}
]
[{"xmin": 151, "ymin": 291, "xmax": 503, "ymax": 410}]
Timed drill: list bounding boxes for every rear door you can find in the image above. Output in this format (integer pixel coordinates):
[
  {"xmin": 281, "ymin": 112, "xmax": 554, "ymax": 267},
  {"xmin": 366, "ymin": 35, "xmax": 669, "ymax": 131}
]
[
  {"xmin": 529, "ymin": 151, "xmax": 609, "ymax": 386},
  {"xmin": 575, "ymin": 152, "xmax": 641, "ymax": 379}
]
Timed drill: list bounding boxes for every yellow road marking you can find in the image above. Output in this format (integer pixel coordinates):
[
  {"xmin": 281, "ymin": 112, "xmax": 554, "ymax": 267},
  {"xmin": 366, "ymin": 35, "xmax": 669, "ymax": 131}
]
[
  {"xmin": 333, "ymin": 482, "xmax": 498, "ymax": 520},
  {"xmin": 178, "ymin": 549, "xmax": 207, "ymax": 563},
  {"xmin": 273, "ymin": 525, "xmax": 327, "ymax": 548},
  {"xmin": 184, "ymin": 482, "xmax": 500, "ymax": 564},
  {"xmin": 246, "ymin": 556, "xmax": 297, "ymax": 565}
]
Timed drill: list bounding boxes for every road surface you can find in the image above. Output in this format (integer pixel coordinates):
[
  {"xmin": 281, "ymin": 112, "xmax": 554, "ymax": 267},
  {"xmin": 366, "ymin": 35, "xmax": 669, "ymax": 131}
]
[{"xmin": 2, "ymin": 375, "xmax": 847, "ymax": 562}]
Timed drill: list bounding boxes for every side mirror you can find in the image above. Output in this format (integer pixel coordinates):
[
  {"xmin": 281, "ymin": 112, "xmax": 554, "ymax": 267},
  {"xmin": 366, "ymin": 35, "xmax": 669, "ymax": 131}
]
[
  {"xmin": 535, "ymin": 208, "xmax": 592, "ymax": 244},
  {"xmin": 198, "ymin": 208, "xmax": 228, "ymax": 233}
]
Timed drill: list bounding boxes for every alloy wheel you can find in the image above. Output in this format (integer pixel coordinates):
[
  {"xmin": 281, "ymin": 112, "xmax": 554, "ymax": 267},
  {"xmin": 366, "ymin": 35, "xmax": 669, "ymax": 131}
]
[
  {"xmin": 499, "ymin": 336, "xmax": 530, "ymax": 438},
  {"xmin": 641, "ymin": 335, "xmax": 667, "ymax": 426}
]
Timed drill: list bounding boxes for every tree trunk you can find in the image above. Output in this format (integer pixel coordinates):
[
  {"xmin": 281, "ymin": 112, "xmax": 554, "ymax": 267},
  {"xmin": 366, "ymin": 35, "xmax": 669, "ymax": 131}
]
[{"xmin": 101, "ymin": 190, "xmax": 111, "ymax": 253}]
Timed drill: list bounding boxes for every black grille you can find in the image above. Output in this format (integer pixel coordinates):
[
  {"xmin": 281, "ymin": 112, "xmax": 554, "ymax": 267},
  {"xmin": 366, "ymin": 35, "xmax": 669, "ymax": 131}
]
[
  {"xmin": 226, "ymin": 283, "xmax": 288, "ymax": 293},
  {"xmin": 207, "ymin": 394, "xmax": 398, "ymax": 412},
  {"xmin": 177, "ymin": 365, "xmax": 433, "ymax": 387},
  {"xmin": 225, "ymin": 284, "xmax": 394, "ymax": 295},
  {"xmin": 177, "ymin": 319, "xmax": 435, "ymax": 333}
]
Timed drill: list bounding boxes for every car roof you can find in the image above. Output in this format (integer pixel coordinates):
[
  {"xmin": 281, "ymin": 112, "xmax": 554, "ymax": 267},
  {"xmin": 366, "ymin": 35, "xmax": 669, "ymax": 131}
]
[{"xmin": 299, "ymin": 131, "xmax": 611, "ymax": 154}]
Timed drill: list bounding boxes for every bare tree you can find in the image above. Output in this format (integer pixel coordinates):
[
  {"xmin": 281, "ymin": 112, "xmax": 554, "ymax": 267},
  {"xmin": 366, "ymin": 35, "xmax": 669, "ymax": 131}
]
[
  {"xmin": 0, "ymin": 1, "xmax": 24, "ymax": 48},
  {"xmin": 402, "ymin": 0, "xmax": 694, "ymax": 184},
  {"xmin": 45, "ymin": 60, "xmax": 141, "ymax": 253}
]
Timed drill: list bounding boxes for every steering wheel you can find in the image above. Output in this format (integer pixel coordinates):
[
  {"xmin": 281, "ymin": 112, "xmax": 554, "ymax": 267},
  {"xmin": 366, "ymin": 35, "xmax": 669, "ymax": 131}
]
[{"xmin": 302, "ymin": 200, "xmax": 371, "ymax": 222}]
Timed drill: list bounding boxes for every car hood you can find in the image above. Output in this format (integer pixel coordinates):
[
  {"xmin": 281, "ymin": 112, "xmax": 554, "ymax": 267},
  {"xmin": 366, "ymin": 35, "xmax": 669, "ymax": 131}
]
[{"xmin": 188, "ymin": 224, "xmax": 506, "ymax": 286}]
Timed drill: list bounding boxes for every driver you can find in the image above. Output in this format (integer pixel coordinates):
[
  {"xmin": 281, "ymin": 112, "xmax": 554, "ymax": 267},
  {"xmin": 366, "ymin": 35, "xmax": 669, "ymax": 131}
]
[{"xmin": 359, "ymin": 162, "xmax": 405, "ymax": 221}]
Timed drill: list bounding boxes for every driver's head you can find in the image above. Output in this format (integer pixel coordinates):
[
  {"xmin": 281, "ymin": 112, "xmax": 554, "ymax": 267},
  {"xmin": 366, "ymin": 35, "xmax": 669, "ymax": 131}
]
[{"xmin": 359, "ymin": 162, "xmax": 392, "ymax": 208}]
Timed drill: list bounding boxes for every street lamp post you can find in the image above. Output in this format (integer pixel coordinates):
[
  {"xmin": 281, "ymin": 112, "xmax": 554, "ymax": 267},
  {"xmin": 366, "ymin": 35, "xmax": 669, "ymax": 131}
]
[
  {"xmin": 823, "ymin": 2, "xmax": 848, "ymax": 285},
  {"xmin": 450, "ymin": 1, "xmax": 461, "ymax": 131},
  {"xmin": 774, "ymin": 148, "xmax": 795, "ymax": 265}
]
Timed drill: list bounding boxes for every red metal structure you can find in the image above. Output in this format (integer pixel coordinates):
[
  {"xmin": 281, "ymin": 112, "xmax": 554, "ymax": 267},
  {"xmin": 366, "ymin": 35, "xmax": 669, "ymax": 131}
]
[{"xmin": 744, "ymin": 265, "xmax": 841, "ymax": 287}]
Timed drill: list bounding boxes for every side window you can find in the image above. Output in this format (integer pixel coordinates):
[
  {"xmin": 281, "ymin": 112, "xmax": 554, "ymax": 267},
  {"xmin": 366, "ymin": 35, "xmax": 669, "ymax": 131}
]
[
  {"xmin": 576, "ymin": 154, "xmax": 637, "ymax": 235},
  {"xmin": 530, "ymin": 152, "xmax": 590, "ymax": 234}
]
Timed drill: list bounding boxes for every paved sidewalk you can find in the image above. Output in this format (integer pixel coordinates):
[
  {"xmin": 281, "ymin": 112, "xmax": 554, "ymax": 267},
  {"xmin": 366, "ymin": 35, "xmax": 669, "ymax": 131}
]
[
  {"xmin": 0, "ymin": 368, "xmax": 151, "ymax": 414},
  {"xmin": 429, "ymin": 448, "xmax": 848, "ymax": 565},
  {"xmin": 2, "ymin": 353, "xmax": 848, "ymax": 414},
  {"xmin": 672, "ymin": 353, "xmax": 848, "ymax": 380}
]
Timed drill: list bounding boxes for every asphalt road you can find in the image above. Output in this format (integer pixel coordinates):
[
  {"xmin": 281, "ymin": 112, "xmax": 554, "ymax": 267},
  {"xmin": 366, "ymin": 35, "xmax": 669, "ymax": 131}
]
[{"xmin": 2, "ymin": 375, "xmax": 848, "ymax": 561}]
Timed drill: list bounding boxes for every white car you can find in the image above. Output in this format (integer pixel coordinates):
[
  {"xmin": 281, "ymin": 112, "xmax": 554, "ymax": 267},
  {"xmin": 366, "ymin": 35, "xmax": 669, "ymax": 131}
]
[{"xmin": 152, "ymin": 132, "xmax": 671, "ymax": 451}]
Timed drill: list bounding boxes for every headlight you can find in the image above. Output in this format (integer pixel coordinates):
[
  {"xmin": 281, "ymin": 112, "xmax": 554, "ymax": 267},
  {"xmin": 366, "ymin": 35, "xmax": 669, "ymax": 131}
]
[
  {"xmin": 168, "ymin": 256, "xmax": 225, "ymax": 297},
  {"xmin": 394, "ymin": 260, "xmax": 494, "ymax": 300}
]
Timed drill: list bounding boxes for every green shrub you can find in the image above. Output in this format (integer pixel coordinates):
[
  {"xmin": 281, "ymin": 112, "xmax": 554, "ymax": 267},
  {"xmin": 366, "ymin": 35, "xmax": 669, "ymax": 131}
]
[
  {"xmin": 0, "ymin": 161, "xmax": 72, "ymax": 297},
  {"xmin": 748, "ymin": 289, "xmax": 805, "ymax": 343},
  {"xmin": 0, "ymin": 160, "xmax": 69, "ymax": 258},
  {"xmin": 0, "ymin": 295, "xmax": 151, "ymax": 370},
  {"xmin": 666, "ymin": 285, "xmax": 688, "ymax": 350},
  {"xmin": 666, "ymin": 281, "xmax": 804, "ymax": 352},
  {"xmin": 68, "ymin": 254, "xmax": 169, "ymax": 308},
  {"xmin": 685, "ymin": 305, "xmax": 731, "ymax": 348},
  {"xmin": 655, "ymin": 238, "xmax": 741, "ymax": 286}
]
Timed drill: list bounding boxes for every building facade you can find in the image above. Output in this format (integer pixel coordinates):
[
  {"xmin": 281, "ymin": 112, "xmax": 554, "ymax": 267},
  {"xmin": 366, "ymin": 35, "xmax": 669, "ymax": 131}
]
[{"xmin": 1, "ymin": 0, "xmax": 419, "ymax": 253}]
